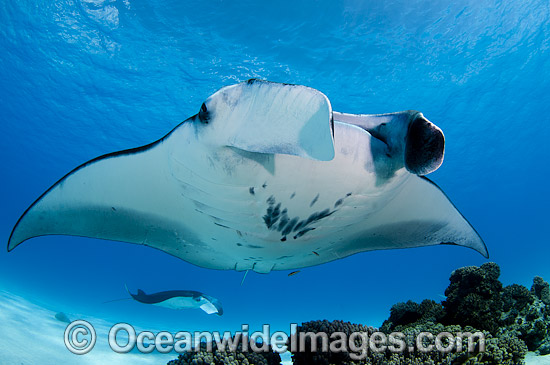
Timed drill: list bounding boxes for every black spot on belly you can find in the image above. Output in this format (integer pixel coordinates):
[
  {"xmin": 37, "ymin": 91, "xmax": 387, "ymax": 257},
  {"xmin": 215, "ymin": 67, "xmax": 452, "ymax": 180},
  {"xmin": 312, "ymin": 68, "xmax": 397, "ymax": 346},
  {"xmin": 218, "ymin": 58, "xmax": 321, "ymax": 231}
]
[
  {"xmin": 263, "ymin": 196, "xmax": 282, "ymax": 229},
  {"xmin": 334, "ymin": 193, "xmax": 353, "ymax": 208},
  {"xmin": 304, "ymin": 209, "xmax": 334, "ymax": 227},
  {"xmin": 294, "ymin": 227, "xmax": 316, "ymax": 239},
  {"xmin": 236, "ymin": 243, "xmax": 243, "ymax": 246},
  {"xmin": 247, "ymin": 244, "xmax": 263, "ymax": 249},
  {"xmin": 262, "ymin": 182, "xmax": 267, "ymax": 188},
  {"xmin": 263, "ymin": 197, "xmax": 339, "ymax": 240},
  {"xmin": 294, "ymin": 219, "xmax": 306, "ymax": 232},
  {"xmin": 278, "ymin": 214, "xmax": 289, "ymax": 231},
  {"xmin": 310, "ymin": 193, "xmax": 319, "ymax": 207},
  {"xmin": 290, "ymin": 192, "xmax": 296, "ymax": 199},
  {"xmin": 282, "ymin": 217, "xmax": 299, "ymax": 236},
  {"xmin": 249, "ymin": 187, "xmax": 255, "ymax": 195}
]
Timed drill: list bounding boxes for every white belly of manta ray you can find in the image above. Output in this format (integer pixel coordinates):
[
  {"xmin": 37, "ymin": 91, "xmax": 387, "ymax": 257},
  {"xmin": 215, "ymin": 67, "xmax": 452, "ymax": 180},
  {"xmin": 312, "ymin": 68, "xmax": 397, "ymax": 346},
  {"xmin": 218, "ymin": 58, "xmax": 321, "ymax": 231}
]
[
  {"xmin": 7, "ymin": 80, "xmax": 487, "ymax": 273},
  {"xmin": 166, "ymin": 122, "xmax": 413, "ymax": 272}
]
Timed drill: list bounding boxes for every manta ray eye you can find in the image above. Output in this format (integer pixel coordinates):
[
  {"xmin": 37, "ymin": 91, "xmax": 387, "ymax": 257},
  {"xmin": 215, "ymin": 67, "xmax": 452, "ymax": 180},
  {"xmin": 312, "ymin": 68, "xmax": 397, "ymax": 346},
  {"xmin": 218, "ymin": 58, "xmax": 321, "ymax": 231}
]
[{"xmin": 198, "ymin": 103, "xmax": 209, "ymax": 123}]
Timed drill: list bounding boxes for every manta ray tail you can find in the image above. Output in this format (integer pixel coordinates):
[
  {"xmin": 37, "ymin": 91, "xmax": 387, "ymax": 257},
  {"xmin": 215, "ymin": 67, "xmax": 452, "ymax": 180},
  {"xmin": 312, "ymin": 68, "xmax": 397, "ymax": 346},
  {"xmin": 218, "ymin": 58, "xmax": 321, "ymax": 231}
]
[{"xmin": 103, "ymin": 284, "xmax": 133, "ymax": 304}]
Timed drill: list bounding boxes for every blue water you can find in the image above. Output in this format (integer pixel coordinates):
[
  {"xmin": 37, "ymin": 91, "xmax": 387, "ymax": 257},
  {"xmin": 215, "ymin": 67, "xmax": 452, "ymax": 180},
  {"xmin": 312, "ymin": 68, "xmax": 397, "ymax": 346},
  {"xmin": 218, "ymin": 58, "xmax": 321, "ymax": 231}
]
[{"xmin": 1, "ymin": 0, "xmax": 549, "ymax": 362}]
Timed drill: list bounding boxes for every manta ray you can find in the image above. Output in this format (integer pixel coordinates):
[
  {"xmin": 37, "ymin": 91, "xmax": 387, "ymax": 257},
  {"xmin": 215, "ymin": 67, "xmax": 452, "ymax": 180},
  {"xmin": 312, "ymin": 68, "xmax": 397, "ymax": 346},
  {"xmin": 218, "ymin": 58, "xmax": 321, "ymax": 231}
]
[
  {"xmin": 127, "ymin": 288, "xmax": 223, "ymax": 315},
  {"xmin": 8, "ymin": 79, "xmax": 487, "ymax": 273}
]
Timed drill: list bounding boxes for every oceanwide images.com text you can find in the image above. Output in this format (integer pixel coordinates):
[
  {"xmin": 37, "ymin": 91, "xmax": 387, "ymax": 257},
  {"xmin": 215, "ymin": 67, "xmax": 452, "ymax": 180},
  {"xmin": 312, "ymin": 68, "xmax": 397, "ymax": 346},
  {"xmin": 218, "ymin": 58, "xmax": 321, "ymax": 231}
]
[{"xmin": 64, "ymin": 321, "xmax": 486, "ymax": 358}]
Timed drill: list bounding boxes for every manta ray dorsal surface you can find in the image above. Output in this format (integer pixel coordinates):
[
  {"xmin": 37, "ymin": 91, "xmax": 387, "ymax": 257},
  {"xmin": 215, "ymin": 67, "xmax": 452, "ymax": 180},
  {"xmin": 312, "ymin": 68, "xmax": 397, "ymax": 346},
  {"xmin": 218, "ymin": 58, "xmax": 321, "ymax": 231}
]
[{"xmin": 8, "ymin": 79, "xmax": 487, "ymax": 273}]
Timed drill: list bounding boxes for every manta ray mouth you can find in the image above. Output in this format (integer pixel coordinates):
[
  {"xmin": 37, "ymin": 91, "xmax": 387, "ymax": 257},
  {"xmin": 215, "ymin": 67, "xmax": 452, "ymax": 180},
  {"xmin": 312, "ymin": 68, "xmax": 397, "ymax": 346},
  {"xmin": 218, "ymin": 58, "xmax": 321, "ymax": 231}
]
[{"xmin": 404, "ymin": 114, "xmax": 445, "ymax": 176}]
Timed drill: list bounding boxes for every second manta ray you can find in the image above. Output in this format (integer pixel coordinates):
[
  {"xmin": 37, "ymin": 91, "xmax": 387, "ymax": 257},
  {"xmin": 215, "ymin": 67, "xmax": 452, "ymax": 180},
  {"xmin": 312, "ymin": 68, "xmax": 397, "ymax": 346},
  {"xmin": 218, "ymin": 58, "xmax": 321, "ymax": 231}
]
[
  {"xmin": 127, "ymin": 288, "xmax": 223, "ymax": 315},
  {"xmin": 8, "ymin": 79, "xmax": 488, "ymax": 273}
]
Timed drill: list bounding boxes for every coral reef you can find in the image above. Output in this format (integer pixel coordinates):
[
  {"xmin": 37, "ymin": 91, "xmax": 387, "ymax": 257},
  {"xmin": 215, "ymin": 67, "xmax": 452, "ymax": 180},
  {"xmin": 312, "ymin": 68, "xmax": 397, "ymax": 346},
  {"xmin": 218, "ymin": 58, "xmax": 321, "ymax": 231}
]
[
  {"xmin": 532, "ymin": 276, "xmax": 550, "ymax": 305},
  {"xmin": 440, "ymin": 263, "xmax": 550, "ymax": 355},
  {"xmin": 381, "ymin": 299, "xmax": 446, "ymax": 330},
  {"xmin": 289, "ymin": 320, "xmax": 376, "ymax": 365},
  {"xmin": 442, "ymin": 262, "xmax": 503, "ymax": 334},
  {"xmin": 291, "ymin": 319, "xmax": 525, "ymax": 364},
  {"xmin": 167, "ymin": 340, "xmax": 281, "ymax": 365},
  {"xmin": 167, "ymin": 263, "xmax": 550, "ymax": 364},
  {"xmin": 290, "ymin": 263, "xmax": 549, "ymax": 364}
]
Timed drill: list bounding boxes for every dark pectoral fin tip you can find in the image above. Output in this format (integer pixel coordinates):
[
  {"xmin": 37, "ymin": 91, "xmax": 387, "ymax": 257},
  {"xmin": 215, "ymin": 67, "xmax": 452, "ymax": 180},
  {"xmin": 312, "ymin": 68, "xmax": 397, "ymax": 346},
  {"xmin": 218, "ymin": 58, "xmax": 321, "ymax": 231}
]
[{"xmin": 249, "ymin": 187, "xmax": 255, "ymax": 195}]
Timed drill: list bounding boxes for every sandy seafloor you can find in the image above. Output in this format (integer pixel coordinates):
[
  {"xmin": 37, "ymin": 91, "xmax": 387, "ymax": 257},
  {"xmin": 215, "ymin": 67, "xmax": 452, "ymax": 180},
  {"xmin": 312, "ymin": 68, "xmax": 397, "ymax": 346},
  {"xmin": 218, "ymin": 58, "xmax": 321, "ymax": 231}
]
[
  {"xmin": 0, "ymin": 289, "xmax": 174, "ymax": 365},
  {"xmin": 1, "ymin": 287, "xmax": 548, "ymax": 365},
  {"xmin": 0, "ymin": 288, "xmax": 295, "ymax": 365}
]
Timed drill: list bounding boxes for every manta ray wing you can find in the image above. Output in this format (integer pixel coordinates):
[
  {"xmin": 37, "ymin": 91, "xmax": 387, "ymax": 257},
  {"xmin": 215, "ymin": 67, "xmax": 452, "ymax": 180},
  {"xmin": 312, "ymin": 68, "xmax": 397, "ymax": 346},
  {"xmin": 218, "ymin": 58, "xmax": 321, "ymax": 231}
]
[
  {"xmin": 336, "ymin": 175, "xmax": 488, "ymax": 258},
  {"xmin": 7, "ymin": 128, "xmax": 246, "ymax": 270}
]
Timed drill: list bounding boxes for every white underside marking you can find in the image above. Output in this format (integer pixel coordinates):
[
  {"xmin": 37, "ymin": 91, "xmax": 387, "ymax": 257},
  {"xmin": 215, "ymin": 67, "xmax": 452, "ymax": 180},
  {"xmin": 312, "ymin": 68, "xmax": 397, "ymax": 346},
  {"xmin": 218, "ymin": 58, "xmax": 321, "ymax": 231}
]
[
  {"xmin": 199, "ymin": 302, "xmax": 218, "ymax": 314},
  {"xmin": 154, "ymin": 297, "xmax": 199, "ymax": 310}
]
